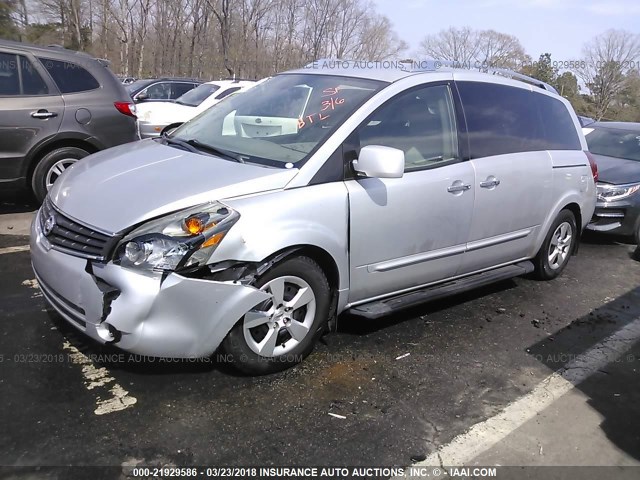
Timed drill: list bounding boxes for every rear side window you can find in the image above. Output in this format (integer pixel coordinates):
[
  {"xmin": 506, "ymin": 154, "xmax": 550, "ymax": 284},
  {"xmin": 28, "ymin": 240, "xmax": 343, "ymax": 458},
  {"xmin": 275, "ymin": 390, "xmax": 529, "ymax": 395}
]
[
  {"xmin": 145, "ymin": 82, "xmax": 172, "ymax": 99},
  {"xmin": 215, "ymin": 86, "xmax": 241, "ymax": 100},
  {"xmin": 38, "ymin": 57, "xmax": 100, "ymax": 93},
  {"xmin": 0, "ymin": 53, "xmax": 49, "ymax": 96},
  {"xmin": 20, "ymin": 56, "xmax": 49, "ymax": 95},
  {"xmin": 535, "ymin": 94, "xmax": 581, "ymax": 150},
  {"xmin": 457, "ymin": 81, "xmax": 543, "ymax": 158},
  {"xmin": 172, "ymin": 82, "xmax": 196, "ymax": 99},
  {"xmin": 0, "ymin": 52, "xmax": 20, "ymax": 95}
]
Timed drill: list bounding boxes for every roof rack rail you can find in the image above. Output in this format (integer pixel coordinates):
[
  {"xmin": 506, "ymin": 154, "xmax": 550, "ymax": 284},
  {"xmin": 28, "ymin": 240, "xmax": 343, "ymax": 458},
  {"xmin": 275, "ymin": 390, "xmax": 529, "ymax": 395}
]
[
  {"xmin": 405, "ymin": 60, "xmax": 557, "ymax": 94},
  {"xmin": 490, "ymin": 68, "xmax": 558, "ymax": 94},
  {"xmin": 305, "ymin": 58, "xmax": 558, "ymax": 94}
]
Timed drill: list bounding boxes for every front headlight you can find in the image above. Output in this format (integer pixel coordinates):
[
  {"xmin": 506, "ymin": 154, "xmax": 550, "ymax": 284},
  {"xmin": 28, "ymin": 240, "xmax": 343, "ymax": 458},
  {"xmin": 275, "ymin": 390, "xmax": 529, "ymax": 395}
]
[
  {"xmin": 115, "ymin": 202, "xmax": 239, "ymax": 272},
  {"xmin": 596, "ymin": 182, "xmax": 640, "ymax": 202}
]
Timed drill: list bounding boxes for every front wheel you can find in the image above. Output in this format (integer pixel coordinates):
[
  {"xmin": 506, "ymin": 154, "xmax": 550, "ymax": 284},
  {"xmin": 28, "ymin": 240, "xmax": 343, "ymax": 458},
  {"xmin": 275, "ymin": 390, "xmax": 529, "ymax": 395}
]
[
  {"xmin": 31, "ymin": 147, "xmax": 90, "ymax": 203},
  {"xmin": 221, "ymin": 255, "xmax": 331, "ymax": 375},
  {"xmin": 534, "ymin": 210, "xmax": 577, "ymax": 280}
]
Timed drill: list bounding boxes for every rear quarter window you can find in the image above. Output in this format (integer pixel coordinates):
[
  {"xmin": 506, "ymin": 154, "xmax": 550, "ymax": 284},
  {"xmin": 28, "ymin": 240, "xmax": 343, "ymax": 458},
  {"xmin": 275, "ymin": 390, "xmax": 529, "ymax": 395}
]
[
  {"xmin": 37, "ymin": 57, "xmax": 100, "ymax": 93},
  {"xmin": 535, "ymin": 93, "xmax": 581, "ymax": 150},
  {"xmin": 215, "ymin": 86, "xmax": 241, "ymax": 100},
  {"xmin": 457, "ymin": 81, "xmax": 544, "ymax": 158}
]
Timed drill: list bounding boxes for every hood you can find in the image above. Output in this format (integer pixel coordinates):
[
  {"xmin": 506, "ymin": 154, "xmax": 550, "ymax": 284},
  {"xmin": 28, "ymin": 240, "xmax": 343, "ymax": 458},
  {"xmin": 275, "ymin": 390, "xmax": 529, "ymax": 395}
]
[
  {"xmin": 49, "ymin": 139, "xmax": 298, "ymax": 233},
  {"xmin": 592, "ymin": 153, "xmax": 640, "ymax": 185}
]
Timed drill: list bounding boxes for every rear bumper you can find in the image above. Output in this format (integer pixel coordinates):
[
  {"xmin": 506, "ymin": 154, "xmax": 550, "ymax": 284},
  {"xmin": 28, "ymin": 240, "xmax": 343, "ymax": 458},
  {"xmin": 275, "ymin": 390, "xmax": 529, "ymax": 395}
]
[
  {"xmin": 137, "ymin": 120, "xmax": 168, "ymax": 139},
  {"xmin": 30, "ymin": 209, "xmax": 270, "ymax": 358}
]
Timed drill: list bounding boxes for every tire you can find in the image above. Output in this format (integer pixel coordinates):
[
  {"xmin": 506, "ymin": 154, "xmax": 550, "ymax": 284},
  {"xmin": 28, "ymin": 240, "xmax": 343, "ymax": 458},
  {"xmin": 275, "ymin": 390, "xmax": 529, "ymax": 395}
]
[
  {"xmin": 633, "ymin": 223, "xmax": 640, "ymax": 261},
  {"xmin": 31, "ymin": 147, "xmax": 90, "ymax": 203},
  {"xmin": 533, "ymin": 209, "xmax": 577, "ymax": 280},
  {"xmin": 221, "ymin": 255, "xmax": 331, "ymax": 375}
]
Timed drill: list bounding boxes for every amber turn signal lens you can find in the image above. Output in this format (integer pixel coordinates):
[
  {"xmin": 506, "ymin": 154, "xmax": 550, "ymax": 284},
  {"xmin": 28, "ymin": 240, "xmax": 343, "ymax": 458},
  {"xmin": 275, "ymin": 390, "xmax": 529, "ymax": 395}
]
[
  {"xmin": 202, "ymin": 233, "xmax": 225, "ymax": 248},
  {"xmin": 184, "ymin": 217, "xmax": 204, "ymax": 235}
]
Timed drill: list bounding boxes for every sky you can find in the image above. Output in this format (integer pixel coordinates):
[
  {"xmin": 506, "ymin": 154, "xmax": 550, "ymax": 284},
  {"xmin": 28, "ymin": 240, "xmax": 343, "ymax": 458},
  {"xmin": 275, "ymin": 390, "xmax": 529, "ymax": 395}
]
[{"xmin": 375, "ymin": 0, "xmax": 640, "ymax": 61}]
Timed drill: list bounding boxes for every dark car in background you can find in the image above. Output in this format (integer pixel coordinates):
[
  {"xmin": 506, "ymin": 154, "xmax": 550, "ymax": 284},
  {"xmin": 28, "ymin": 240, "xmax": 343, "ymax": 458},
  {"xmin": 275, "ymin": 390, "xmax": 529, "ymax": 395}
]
[
  {"xmin": 125, "ymin": 77, "xmax": 202, "ymax": 103},
  {"xmin": 117, "ymin": 76, "xmax": 137, "ymax": 85},
  {"xmin": 0, "ymin": 40, "xmax": 138, "ymax": 202},
  {"xmin": 584, "ymin": 122, "xmax": 640, "ymax": 244},
  {"xmin": 578, "ymin": 115, "xmax": 595, "ymax": 127}
]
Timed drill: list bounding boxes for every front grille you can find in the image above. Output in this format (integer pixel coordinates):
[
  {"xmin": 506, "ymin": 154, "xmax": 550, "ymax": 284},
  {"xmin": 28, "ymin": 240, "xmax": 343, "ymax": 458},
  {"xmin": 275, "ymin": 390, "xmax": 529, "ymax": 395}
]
[
  {"xmin": 40, "ymin": 197, "xmax": 117, "ymax": 261},
  {"xmin": 34, "ymin": 269, "xmax": 87, "ymax": 329},
  {"xmin": 593, "ymin": 208, "xmax": 625, "ymax": 219}
]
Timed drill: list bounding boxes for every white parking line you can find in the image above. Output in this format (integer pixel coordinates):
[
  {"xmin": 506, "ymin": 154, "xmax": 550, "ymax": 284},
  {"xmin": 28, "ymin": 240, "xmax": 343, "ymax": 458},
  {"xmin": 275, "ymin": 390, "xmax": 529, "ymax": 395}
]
[
  {"xmin": 399, "ymin": 317, "xmax": 640, "ymax": 474},
  {"xmin": 62, "ymin": 340, "xmax": 137, "ymax": 415},
  {"xmin": 0, "ymin": 245, "xmax": 30, "ymax": 255}
]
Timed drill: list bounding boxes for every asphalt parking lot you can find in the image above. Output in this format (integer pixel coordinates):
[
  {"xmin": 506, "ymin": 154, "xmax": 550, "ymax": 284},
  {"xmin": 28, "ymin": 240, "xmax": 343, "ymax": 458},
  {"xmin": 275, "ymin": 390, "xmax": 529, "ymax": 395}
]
[{"xmin": 1, "ymin": 197, "xmax": 639, "ymax": 479}]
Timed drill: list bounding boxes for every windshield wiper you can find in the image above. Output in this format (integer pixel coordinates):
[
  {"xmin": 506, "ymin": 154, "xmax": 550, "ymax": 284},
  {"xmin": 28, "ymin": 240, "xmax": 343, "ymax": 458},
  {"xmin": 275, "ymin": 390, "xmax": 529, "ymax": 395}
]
[
  {"xmin": 183, "ymin": 139, "xmax": 246, "ymax": 163},
  {"xmin": 163, "ymin": 137, "xmax": 245, "ymax": 163},
  {"xmin": 163, "ymin": 136, "xmax": 199, "ymax": 153}
]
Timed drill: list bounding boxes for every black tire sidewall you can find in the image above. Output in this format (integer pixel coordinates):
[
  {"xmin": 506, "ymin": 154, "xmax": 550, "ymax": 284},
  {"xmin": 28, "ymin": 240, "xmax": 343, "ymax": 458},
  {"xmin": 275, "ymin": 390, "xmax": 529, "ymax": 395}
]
[
  {"xmin": 535, "ymin": 210, "xmax": 577, "ymax": 280},
  {"xmin": 31, "ymin": 147, "xmax": 89, "ymax": 203},
  {"xmin": 222, "ymin": 255, "xmax": 331, "ymax": 375}
]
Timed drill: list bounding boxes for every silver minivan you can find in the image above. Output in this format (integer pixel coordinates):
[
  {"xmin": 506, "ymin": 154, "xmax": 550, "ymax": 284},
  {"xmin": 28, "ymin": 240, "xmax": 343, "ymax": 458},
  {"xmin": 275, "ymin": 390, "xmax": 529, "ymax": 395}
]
[{"xmin": 31, "ymin": 63, "xmax": 597, "ymax": 374}]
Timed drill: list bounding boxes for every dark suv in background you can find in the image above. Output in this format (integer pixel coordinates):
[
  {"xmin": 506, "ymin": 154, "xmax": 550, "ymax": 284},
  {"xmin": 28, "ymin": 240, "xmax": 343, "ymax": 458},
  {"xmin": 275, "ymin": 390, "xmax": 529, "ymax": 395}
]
[
  {"xmin": 125, "ymin": 77, "xmax": 201, "ymax": 103},
  {"xmin": 0, "ymin": 40, "xmax": 138, "ymax": 202}
]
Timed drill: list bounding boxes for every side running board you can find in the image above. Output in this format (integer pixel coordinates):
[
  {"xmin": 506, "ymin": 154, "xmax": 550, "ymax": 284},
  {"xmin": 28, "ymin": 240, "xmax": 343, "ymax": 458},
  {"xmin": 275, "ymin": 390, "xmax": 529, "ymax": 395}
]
[{"xmin": 348, "ymin": 261, "xmax": 534, "ymax": 319}]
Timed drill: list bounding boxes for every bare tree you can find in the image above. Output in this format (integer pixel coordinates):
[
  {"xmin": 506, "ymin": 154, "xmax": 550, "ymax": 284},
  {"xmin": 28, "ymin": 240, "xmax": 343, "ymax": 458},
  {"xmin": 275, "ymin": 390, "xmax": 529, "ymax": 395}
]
[
  {"xmin": 355, "ymin": 13, "xmax": 407, "ymax": 60},
  {"xmin": 575, "ymin": 29, "xmax": 640, "ymax": 120},
  {"xmin": 419, "ymin": 26, "xmax": 479, "ymax": 65},
  {"xmin": 135, "ymin": 0, "xmax": 154, "ymax": 77},
  {"xmin": 476, "ymin": 29, "xmax": 528, "ymax": 69},
  {"xmin": 26, "ymin": 0, "xmax": 408, "ymax": 79},
  {"xmin": 418, "ymin": 26, "xmax": 527, "ymax": 70},
  {"xmin": 207, "ymin": 0, "xmax": 234, "ymax": 76}
]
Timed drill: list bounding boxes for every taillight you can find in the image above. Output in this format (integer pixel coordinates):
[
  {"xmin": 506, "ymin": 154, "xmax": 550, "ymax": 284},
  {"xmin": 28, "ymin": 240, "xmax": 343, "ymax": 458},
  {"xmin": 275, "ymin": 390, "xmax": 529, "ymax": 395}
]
[
  {"xmin": 585, "ymin": 151, "xmax": 598, "ymax": 182},
  {"xmin": 114, "ymin": 101, "xmax": 137, "ymax": 118}
]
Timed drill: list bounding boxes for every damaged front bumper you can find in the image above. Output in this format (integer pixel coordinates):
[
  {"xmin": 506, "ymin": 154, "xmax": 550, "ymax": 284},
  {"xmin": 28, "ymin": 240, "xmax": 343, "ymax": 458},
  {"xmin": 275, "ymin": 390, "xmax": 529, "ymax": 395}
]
[{"xmin": 30, "ymin": 210, "xmax": 271, "ymax": 358}]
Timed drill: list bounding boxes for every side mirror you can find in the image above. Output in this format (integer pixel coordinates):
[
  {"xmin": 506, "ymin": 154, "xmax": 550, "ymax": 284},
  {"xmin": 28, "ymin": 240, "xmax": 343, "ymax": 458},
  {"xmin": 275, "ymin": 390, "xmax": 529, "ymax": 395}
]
[{"xmin": 353, "ymin": 145, "xmax": 404, "ymax": 179}]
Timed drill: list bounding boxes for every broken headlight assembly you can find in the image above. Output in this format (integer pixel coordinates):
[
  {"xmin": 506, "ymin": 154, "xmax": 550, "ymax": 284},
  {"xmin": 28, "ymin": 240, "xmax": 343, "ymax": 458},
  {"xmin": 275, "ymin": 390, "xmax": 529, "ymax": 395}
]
[{"xmin": 115, "ymin": 202, "xmax": 239, "ymax": 272}]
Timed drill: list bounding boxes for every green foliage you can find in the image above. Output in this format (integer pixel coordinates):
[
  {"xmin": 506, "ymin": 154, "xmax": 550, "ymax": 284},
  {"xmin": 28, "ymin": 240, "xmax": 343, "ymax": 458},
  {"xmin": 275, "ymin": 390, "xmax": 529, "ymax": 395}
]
[
  {"xmin": 521, "ymin": 53, "xmax": 640, "ymax": 121},
  {"xmin": 522, "ymin": 53, "xmax": 558, "ymax": 85},
  {"xmin": 25, "ymin": 22, "xmax": 63, "ymax": 45},
  {"xmin": 0, "ymin": 0, "xmax": 19, "ymax": 40},
  {"xmin": 609, "ymin": 70, "xmax": 640, "ymax": 122}
]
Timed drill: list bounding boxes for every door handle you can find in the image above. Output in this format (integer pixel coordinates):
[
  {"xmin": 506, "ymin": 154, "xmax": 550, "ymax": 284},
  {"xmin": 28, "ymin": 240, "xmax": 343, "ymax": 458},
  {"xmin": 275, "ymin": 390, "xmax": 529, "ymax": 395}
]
[
  {"xmin": 480, "ymin": 178, "xmax": 501, "ymax": 188},
  {"xmin": 31, "ymin": 110, "xmax": 58, "ymax": 119},
  {"xmin": 447, "ymin": 183, "xmax": 471, "ymax": 193}
]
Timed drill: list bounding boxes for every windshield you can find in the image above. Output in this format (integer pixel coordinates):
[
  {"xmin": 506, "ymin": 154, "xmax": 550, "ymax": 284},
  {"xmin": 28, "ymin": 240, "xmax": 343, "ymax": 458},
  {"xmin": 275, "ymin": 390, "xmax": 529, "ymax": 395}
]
[
  {"xmin": 586, "ymin": 127, "xmax": 640, "ymax": 162},
  {"xmin": 176, "ymin": 84, "xmax": 221, "ymax": 107},
  {"xmin": 170, "ymin": 74, "xmax": 384, "ymax": 168}
]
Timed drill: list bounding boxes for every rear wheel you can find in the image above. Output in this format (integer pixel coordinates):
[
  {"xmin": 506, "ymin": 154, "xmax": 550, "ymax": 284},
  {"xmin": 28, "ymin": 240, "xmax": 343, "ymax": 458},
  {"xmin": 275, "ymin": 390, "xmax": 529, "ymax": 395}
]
[
  {"xmin": 221, "ymin": 255, "xmax": 331, "ymax": 375},
  {"xmin": 534, "ymin": 209, "xmax": 577, "ymax": 280},
  {"xmin": 31, "ymin": 147, "xmax": 90, "ymax": 203}
]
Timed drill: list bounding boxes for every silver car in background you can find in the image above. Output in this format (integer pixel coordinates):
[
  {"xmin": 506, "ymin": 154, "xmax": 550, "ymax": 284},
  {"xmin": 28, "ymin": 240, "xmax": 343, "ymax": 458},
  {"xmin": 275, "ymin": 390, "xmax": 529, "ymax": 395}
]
[{"xmin": 31, "ymin": 63, "xmax": 596, "ymax": 374}]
